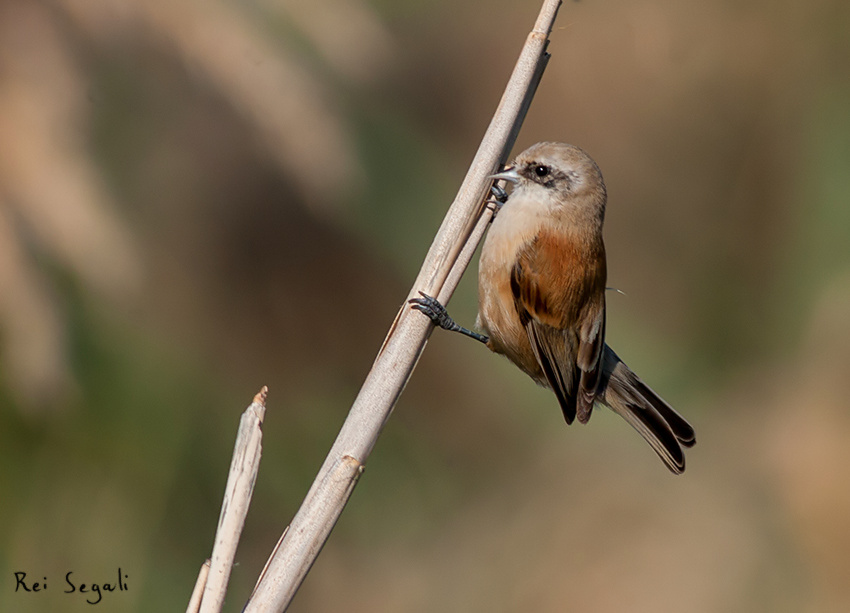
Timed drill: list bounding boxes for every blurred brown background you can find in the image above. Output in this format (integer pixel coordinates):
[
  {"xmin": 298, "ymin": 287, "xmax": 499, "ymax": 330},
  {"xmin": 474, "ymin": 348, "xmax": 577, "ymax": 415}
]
[{"xmin": 1, "ymin": 0, "xmax": 849, "ymax": 611}]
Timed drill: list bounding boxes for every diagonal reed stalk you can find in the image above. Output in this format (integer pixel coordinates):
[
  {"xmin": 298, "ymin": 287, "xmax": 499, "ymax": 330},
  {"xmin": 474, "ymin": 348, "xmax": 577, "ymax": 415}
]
[{"xmin": 243, "ymin": 2, "xmax": 563, "ymax": 610}]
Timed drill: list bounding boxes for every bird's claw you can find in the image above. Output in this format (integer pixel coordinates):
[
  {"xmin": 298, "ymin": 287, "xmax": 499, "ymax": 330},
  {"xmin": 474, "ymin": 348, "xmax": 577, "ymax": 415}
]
[
  {"xmin": 409, "ymin": 291, "xmax": 489, "ymax": 344},
  {"xmin": 408, "ymin": 291, "xmax": 449, "ymax": 327},
  {"xmin": 490, "ymin": 184, "xmax": 508, "ymax": 203},
  {"xmin": 486, "ymin": 184, "xmax": 508, "ymax": 213}
]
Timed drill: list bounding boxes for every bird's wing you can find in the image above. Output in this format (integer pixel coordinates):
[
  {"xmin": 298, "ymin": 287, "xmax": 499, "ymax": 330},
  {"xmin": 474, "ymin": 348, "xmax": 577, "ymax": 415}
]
[
  {"xmin": 575, "ymin": 301, "xmax": 605, "ymax": 424},
  {"xmin": 509, "ymin": 232, "xmax": 606, "ymax": 424}
]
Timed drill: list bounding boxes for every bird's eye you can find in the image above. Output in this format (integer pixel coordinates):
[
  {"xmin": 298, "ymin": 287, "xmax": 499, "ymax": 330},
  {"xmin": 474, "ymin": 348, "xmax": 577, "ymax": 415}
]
[{"xmin": 534, "ymin": 165, "xmax": 550, "ymax": 178}]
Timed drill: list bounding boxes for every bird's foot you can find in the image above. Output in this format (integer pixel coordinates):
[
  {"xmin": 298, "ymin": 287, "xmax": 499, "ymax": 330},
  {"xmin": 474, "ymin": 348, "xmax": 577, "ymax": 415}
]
[
  {"xmin": 408, "ymin": 292, "xmax": 489, "ymax": 344},
  {"xmin": 486, "ymin": 184, "xmax": 509, "ymax": 214}
]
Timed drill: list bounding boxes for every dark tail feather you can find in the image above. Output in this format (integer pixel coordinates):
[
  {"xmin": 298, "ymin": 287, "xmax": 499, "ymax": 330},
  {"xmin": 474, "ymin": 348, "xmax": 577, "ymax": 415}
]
[
  {"xmin": 598, "ymin": 346, "xmax": 696, "ymax": 474},
  {"xmin": 631, "ymin": 376, "xmax": 695, "ymax": 448}
]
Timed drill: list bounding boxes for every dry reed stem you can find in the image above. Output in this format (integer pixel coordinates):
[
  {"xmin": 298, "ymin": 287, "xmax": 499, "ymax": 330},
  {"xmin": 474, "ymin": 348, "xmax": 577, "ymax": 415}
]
[
  {"xmin": 244, "ymin": 2, "xmax": 562, "ymax": 610},
  {"xmin": 192, "ymin": 387, "xmax": 267, "ymax": 613}
]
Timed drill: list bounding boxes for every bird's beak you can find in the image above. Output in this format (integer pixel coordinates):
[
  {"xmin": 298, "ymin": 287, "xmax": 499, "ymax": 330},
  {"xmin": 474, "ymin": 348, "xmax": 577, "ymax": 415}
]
[{"xmin": 489, "ymin": 166, "xmax": 520, "ymax": 183}]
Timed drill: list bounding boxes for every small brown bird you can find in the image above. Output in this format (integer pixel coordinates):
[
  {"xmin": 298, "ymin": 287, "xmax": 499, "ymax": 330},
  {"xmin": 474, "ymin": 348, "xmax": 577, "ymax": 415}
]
[{"xmin": 411, "ymin": 142, "xmax": 695, "ymax": 473}]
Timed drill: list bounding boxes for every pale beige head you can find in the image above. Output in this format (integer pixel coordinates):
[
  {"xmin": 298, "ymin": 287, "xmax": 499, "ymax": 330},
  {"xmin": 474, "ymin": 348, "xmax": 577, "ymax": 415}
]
[{"xmin": 492, "ymin": 142, "xmax": 607, "ymax": 224}]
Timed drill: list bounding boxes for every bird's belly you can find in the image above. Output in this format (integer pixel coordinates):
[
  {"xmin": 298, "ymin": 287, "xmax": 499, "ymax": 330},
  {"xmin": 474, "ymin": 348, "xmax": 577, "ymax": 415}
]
[{"xmin": 476, "ymin": 215, "xmax": 547, "ymax": 384}]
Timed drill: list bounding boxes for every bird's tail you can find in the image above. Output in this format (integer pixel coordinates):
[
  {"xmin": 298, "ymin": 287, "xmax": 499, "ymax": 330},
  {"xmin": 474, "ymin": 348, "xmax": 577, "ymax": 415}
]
[{"xmin": 598, "ymin": 346, "xmax": 696, "ymax": 474}]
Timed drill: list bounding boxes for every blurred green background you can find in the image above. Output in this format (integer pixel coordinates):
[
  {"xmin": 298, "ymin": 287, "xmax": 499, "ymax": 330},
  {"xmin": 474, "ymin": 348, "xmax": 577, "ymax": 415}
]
[{"xmin": 1, "ymin": 0, "xmax": 849, "ymax": 611}]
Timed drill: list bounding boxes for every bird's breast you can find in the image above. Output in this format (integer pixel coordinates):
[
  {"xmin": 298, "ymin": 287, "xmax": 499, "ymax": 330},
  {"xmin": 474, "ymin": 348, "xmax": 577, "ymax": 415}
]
[
  {"xmin": 476, "ymin": 190, "xmax": 606, "ymax": 382},
  {"xmin": 476, "ymin": 193, "xmax": 550, "ymax": 378},
  {"xmin": 480, "ymin": 195, "xmax": 547, "ymax": 271}
]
